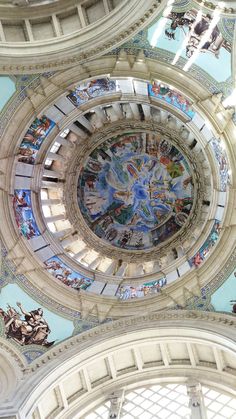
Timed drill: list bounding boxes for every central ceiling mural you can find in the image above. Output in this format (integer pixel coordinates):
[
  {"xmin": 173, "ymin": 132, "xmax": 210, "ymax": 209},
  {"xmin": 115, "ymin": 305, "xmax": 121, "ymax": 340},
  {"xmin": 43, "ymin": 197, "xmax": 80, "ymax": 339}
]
[{"xmin": 77, "ymin": 132, "xmax": 194, "ymax": 251}]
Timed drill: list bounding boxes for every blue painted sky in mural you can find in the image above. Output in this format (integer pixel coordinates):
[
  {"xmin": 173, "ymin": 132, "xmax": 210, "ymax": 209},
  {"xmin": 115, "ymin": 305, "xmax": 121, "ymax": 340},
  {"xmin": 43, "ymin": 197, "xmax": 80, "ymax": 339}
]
[
  {"xmin": 211, "ymin": 270, "xmax": 236, "ymax": 313},
  {"xmin": 148, "ymin": 16, "xmax": 231, "ymax": 83},
  {"xmin": 0, "ymin": 283, "xmax": 74, "ymax": 343},
  {"xmin": 0, "ymin": 77, "xmax": 16, "ymax": 111}
]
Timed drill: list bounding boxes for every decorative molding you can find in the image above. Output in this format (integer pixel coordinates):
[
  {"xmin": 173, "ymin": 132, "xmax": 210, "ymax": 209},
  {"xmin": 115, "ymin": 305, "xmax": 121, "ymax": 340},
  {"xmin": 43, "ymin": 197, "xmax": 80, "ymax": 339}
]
[{"xmin": 0, "ymin": 0, "xmax": 163, "ymax": 74}]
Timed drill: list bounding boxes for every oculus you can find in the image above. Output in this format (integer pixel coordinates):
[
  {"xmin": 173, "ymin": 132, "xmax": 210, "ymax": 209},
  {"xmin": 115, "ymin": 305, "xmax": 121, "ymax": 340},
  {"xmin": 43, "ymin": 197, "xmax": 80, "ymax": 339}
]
[{"xmin": 77, "ymin": 132, "xmax": 194, "ymax": 251}]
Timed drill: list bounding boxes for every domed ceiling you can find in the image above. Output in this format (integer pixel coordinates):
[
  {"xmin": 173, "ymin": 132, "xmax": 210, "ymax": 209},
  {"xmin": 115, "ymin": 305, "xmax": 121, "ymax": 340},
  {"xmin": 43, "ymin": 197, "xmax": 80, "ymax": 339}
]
[
  {"xmin": 77, "ymin": 132, "xmax": 194, "ymax": 251},
  {"xmin": 0, "ymin": 0, "xmax": 235, "ymax": 373}
]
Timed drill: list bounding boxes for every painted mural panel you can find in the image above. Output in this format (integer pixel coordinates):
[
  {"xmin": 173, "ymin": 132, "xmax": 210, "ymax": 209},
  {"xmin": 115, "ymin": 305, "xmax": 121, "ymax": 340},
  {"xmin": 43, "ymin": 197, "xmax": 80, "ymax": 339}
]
[
  {"xmin": 211, "ymin": 269, "xmax": 236, "ymax": 314},
  {"xmin": 0, "ymin": 284, "xmax": 74, "ymax": 347},
  {"xmin": 210, "ymin": 137, "xmax": 229, "ymax": 191},
  {"xmin": 190, "ymin": 220, "xmax": 220, "ymax": 268},
  {"xmin": 13, "ymin": 189, "xmax": 40, "ymax": 239},
  {"xmin": 117, "ymin": 277, "xmax": 167, "ymax": 300},
  {"xmin": 45, "ymin": 256, "xmax": 94, "ymax": 290},
  {"xmin": 147, "ymin": 5, "xmax": 232, "ymax": 82},
  {"xmin": 67, "ymin": 78, "xmax": 118, "ymax": 107},
  {"xmin": 18, "ymin": 116, "xmax": 55, "ymax": 165},
  {"xmin": 148, "ymin": 81, "xmax": 195, "ymax": 119},
  {"xmin": 77, "ymin": 132, "xmax": 194, "ymax": 250}
]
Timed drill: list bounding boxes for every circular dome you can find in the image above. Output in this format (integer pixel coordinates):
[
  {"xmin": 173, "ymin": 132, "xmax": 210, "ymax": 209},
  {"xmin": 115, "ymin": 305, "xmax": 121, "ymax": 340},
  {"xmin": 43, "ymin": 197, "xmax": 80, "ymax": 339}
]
[
  {"xmin": 1, "ymin": 71, "xmax": 231, "ymax": 303},
  {"xmin": 77, "ymin": 132, "xmax": 194, "ymax": 251}
]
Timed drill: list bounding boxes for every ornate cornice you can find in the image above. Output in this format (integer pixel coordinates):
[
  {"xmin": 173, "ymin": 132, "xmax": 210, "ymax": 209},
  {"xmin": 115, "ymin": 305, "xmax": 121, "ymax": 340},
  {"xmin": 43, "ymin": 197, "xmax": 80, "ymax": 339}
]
[
  {"xmin": 0, "ymin": 0, "xmax": 163, "ymax": 74},
  {"xmin": 0, "ymin": 336, "xmax": 26, "ymax": 371},
  {"xmin": 28, "ymin": 309, "xmax": 236, "ymax": 372}
]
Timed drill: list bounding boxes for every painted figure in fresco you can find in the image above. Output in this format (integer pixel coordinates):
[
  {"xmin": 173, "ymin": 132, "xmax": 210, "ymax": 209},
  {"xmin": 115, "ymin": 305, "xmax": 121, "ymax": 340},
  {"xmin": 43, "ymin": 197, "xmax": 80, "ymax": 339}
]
[
  {"xmin": 186, "ymin": 15, "xmax": 224, "ymax": 58},
  {"xmin": 192, "ymin": 252, "xmax": 203, "ymax": 267},
  {"xmin": 13, "ymin": 191, "xmax": 29, "ymax": 208},
  {"xmin": 45, "ymin": 257, "xmax": 93, "ymax": 291},
  {"xmin": 191, "ymin": 221, "xmax": 220, "ymax": 268},
  {"xmin": 0, "ymin": 302, "xmax": 54, "ymax": 347},
  {"xmin": 149, "ymin": 82, "xmax": 194, "ymax": 118},
  {"xmin": 78, "ymin": 133, "xmax": 194, "ymax": 250},
  {"xmin": 105, "ymin": 228, "xmax": 118, "ymax": 241},
  {"xmin": 210, "ymin": 138, "xmax": 229, "ymax": 192},
  {"xmin": 67, "ymin": 78, "xmax": 116, "ymax": 107},
  {"xmin": 18, "ymin": 147, "xmax": 37, "ymax": 164},
  {"xmin": 117, "ymin": 278, "xmax": 167, "ymax": 300},
  {"xmin": 165, "ymin": 10, "xmax": 227, "ymax": 59},
  {"xmin": 13, "ymin": 190, "xmax": 40, "ymax": 239},
  {"xmin": 17, "ymin": 116, "xmax": 54, "ymax": 165},
  {"xmin": 119, "ymin": 230, "xmax": 133, "ymax": 248}
]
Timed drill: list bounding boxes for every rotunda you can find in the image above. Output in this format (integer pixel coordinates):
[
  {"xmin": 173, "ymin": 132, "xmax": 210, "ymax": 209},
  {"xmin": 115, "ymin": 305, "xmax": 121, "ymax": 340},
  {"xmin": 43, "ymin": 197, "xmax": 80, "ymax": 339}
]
[{"xmin": 0, "ymin": 0, "xmax": 235, "ymax": 418}]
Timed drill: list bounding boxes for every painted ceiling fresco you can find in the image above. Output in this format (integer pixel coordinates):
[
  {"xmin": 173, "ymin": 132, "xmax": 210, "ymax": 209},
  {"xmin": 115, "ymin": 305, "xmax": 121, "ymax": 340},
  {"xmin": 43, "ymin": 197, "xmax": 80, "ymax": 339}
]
[
  {"xmin": 77, "ymin": 132, "xmax": 194, "ymax": 251},
  {"xmin": 0, "ymin": 1, "xmax": 234, "ymax": 368},
  {"xmin": 0, "ymin": 245, "xmax": 100, "ymax": 362},
  {"xmin": 147, "ymin": 6, "xmax": 231, "ymax": 83},
  {"xmin": 114, "ymin": 0, "xmax": 235, "ymax": 97},
  {"xmin": 0, "ymin": 283, "xmax": 74, "ymax": 348}
]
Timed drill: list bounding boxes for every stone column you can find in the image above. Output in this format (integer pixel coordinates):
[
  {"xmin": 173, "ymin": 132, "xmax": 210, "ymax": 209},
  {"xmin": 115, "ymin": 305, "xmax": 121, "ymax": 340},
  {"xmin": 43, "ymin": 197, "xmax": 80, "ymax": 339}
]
[
  {"xmin": 89, "ymin": 256, "xmax": 102, "ymax": 270},
  {"xmin": 47, "ymin": 152, "xmax": 65, "ymax": 162},
  {"xmin": 45, "ymin": 214, "xmax": 65, "ymax": 223},
  {"xmin": 105, "ymin": 260, "xmax": 117, "ymax": 275},
  {"xmin": 130, "ymin": 102, "xmax": 140, "ymax": 120},
  {"xmin": 108, "ymin": 390, "xmax": 125, "ymax": 419},
  {"xmin": 56, "ymin": 136, "xmax": 74, "ymax": 148},
  {"xmin": 74, "ymin": 247, "xmax": 88, "ymax": 260},
  {"xmin": 115, "ymin": 262, "xmax": 128, "ymax": 277},
  {"xmin": 187, "ymin": 381, "xmax": 207, "ymax": 419},
  {"xmin": 41, "ymin": 198, "xmax": 61, "ymax": 206}
]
